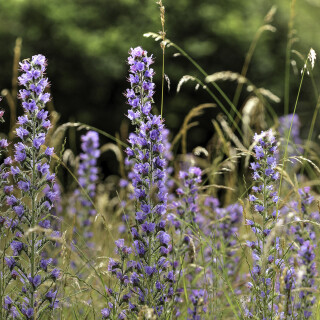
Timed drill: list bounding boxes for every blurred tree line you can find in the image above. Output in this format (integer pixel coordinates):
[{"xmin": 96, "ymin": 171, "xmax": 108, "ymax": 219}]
[{"xmin": 0, "ymin": 0, "xmax": 320, "ymax": 156}]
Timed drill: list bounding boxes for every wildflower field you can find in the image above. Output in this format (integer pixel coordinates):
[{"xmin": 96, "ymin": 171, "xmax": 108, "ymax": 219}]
[{"xmin": 1, "ymin": 1, "xmax": 320, "ymax": 319}]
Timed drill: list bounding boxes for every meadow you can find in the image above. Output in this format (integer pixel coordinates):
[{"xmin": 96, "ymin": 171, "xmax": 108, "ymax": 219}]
[{"xmin": 0, "ymin": 1, "xmax": 320, "ymax": 319}]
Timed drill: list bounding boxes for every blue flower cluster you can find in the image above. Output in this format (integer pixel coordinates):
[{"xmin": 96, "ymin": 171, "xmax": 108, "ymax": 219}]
[
  {"xmin": 73, "ymin": 130, "xmax": 100, "ymax": 247},
  {"xmin": 211, "ymin": 201, "xmax": 243, "ymax": 279},
  {"xmin": 278, "ymin": 114, "xmax": 303, "ymax": 157},
  {"xmin": 118, "ymin": 122, "xmax": 173, "ymax": 235},
  {"xmin": 0, "ymin": 109, "xmax": 9, "ymax": 213},
  {"xmin": 101, "ymin": 47, "xmax": 173, "ymax": 318},
  {"xmin": 188, "ymin": 289, "xmax": 208, "ymax": 320},
  {"xmin": 170, "ymin": 167, "xmax": 202, "ymax": 232},
  {"xmin": 168, "ymin": 167, "xmax": 203, "ymax": 317},
  {"xmin": 0, "ymin": 109, "xmax": 12, "ymax": 319},
  {"xmin": 246, "ymin": 130, "xmax": 281, "ymax": 318},
  {"xmin": 282, "ymin": 266, "xmax": 296, "ymax": 318},
  {"xmin": 278, "ymin": 114, "xmax": 303, "ymax": 174},
  {"xmin": 195, "ymin": 198, "xmax": 243, "ymax": 306},
  {"xmin": 168, "ymin": 166, "xmax": 202, "ymax": 276},
  {"xmin": 289, "ymin": 187, "xmax": 317, "ymax": 319},
  {"xmin": 1, "ymin": 55, "xmax": 60, "ymax": 318}
]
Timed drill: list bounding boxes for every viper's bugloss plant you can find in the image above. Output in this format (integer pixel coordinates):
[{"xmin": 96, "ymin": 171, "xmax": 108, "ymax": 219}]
[
  {"xmin": 195, "ymin": 197, "xmax": 243, "ymax": 314},
  {"xmin": 0, "ymin": 108, "xmax": 12, "ymax": 319},
  {"xmin": 0, "ymin": 108, "xmax": 9, "ymax": 212},
  {"xmin": 118, "ymin": 116, "xmax": 173, "ymax": 235},
  {"xmin": 101, "ymin": 47, "xmax": 174, "ymax": 319},
  {"xmin": 222, "ymin": 205, "xmax": 243, "ymax": 272},
  {"xmin": 281, "ymin": 266, "xmax": 296, "ymax": 319},
  {"xmin": 188, "ymin": 289, "xmax": 208, "ymax": 320},
  {"xmin": 73, "ymin": 130, "xmax": 100, "ymax": 248},
  {"xmin": 245, "ymin": 130, "xmax": 282, "ymax": 319},
  {"xmin": 1, "ymin": 55, "xmax": 60, "ymax": 319},
  {"xmin": 170, "ymin": 166, "xmax": 202, "ymax": 235},
  {"xmin": 169, "ymin": 167, "xmax": 203, "ymax": 318},
  {"xmin": 278, "ymin": 114, "xmax": 303, "ymax": 165},
  {"xmin": 44, "ymin": 182, "xmax": 62, "ymax": 231},
  {"xmin": 204, "ymin": 199, "xmax": 243, "ymax": 279},
  {"xmin": 169, "ymin": 167, "xmax": 202, "ymax": 283},
  {"xmin": 289, "ymin": 187, "xmax": 317, "ymax": 319}
]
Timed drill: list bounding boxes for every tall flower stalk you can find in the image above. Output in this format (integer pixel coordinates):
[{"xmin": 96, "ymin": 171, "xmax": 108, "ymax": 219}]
[
  {"xmin": 172, "ymin": 167, "xmax": 210, "ymax": 319},
  {"xmin": 0, "ymin": 108, "xmax": 11, "ymax": 319},
  {"xmin": 119, "ymin": 114, "xmax": 173, "ymax": 235},
  {"xmin": 2, "ymin": 55, "xmax": 60, "ymax": 319},
  {"xmin": 101, "ymin": 47, "xmax": 173, "ymax": 318},
  {"xmin": 278, "ymin": 114, "xmax": 303, "ymax": 170},
  {"xmin": 203, "ymin": 199, "xmax": 243, "ymax": 281},
  {"xmin": 245, "ymin": 130, "xmax": 281, "ymax": 319},
  {"xmin": 0, "ymin": 108, "xmax": 9, "ymax": 213},
  {"xmin": 170, "ymin": 167, "xmax": 202, "ymax": 250},
  {"xmin": 73, "ymin": 130, "xmax": 100, "ymax": 249},
  {"xmin": 289, "ymin": 187, "xmax": 317, "ymax": 319}
]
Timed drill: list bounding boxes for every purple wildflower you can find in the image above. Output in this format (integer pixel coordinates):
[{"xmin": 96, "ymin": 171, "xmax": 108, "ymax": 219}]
[
  {"xmin": 101, "ymin": 47, "xmax": 173, "ymax": 317},
  {"xmin": 286, "ymin": 187, "xmax": 318, "ymax": 318},
  {"xmin": 2, "ymin": 55, "xmax": 59, "ymax": 315},
  {"xmin": 72, "ymin": 130, "xmax": 100, "ymax": 249},
  {"xmin": 278, "ymin": 114, "xmax": 303, "ymax": 159},
  {"xmin": 246, "ymin": 130, "xmax": 282, "ymax": 317},
  {"xmin": 188, "ymin": 290, "xmax": 208, "ymax": 320}
]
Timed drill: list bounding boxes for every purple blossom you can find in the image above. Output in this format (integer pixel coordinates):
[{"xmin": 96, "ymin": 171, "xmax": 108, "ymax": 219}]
[
  {"xmin": 40, "ymin": 258, "xmax": 53, "ymax": 271},
  {"xmin": 157, "ymin": 231, "xmax": 171, "ymax": 246},
  {"xmin": 279, "ymin": 114, "xmax": 303, "ymax": 158},
  {"xmin": 5, "ymin": 257, "xmax": 16, "ymax": 270},
  {"xmin": 29, "ymin": 274, "xmax": 41, "ymax": 288},
  {"xmin": 170, "ymin": 167, "xmax": 202, "ymax": 230},
  {"xmin": 108, "ymin": 258, "xmax": 120, "ymax": 272},
  {"xmin": 16, "ymin": 127, "xmax": 29, "ymax": 139},
  {"xmin": 13, "ymin": 205, "xmax": 24, "ymax": 218},
  {"xmin": 17, "ymin": 180, "xmax": 31, "ymax": 192},
  {"xmin": 101, "ymin": 308, "xmax": 110, "ymax": 318},
  {"xmin": 188, "ymin": 290, "xmax": 208, "ymax": 320},
  {"xmin": 294, "ymin": 197, "xmax": 317, "ymax": 316},
  {"xmin": 51, "ymin": 268, "xmax": 61, "ymax": 280},
  {"xmin": 11, "ymin": 240, "xmax": 23, "ymax": 256},
  {"xmin": 141, "ymin": 222, "xmax": 156, "ymax": 233},
  {"xmin": 33, "ymin": 132, "xmax": 45, "ymax": 149}
]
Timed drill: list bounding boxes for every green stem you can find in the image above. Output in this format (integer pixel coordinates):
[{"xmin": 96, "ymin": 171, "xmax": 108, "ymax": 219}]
[
  {"xmin": 284, "ymin": 38, "xmax": 291, "ymax": 115},
  {"xmin": 273, "ymin": 49, "xmax": 307, "ymax": 320},
  {"xmin": 162, "ymin": 39, "xmax": 244, "ymax": 131},
  {"xmin": 187, "ymin": 76, "xmax": 245, "ymax": 140},
  {"xmin": 30, "ymin": 117, "xmax": 37, "ymax": 310},
  {"xmin": 0, "ymin": 248, "xmax": 3, "ymax": 320},
  {"xmin": 261, "ymin": 169, "xmax": 268, "ymax": 318},
  {"xmin": 304, "ymin": 95, "xmax": 320, "ymax": 161},
  {"xmin": 284, "ymin": 0, "xmax": 295, "ymax": 115},
  {"xmin": 232, "ymin": 25, "xmax": 269, "ymax": 111},
  {"xmin": 277, "ymin": 60, "xmax": 307, "ymax": 215},
  {"xmin": 161, "ymin": 48, "xmax": 164, "ymax": 118},
  {"xmin": 297, "ymin": 67, "xmax": 319, "ymax": 186}
]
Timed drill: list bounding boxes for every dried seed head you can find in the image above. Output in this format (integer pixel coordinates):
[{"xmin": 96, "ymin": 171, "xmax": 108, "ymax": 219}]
[{"xmin": 308, "ymin": 48, "xmax": 316, "ymax": 69}]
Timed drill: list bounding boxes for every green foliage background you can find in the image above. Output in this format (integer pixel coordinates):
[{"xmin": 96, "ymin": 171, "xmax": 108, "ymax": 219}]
[{"xmin": 0, "ymin": 0, "xmax": 320, "ymax": 152}]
